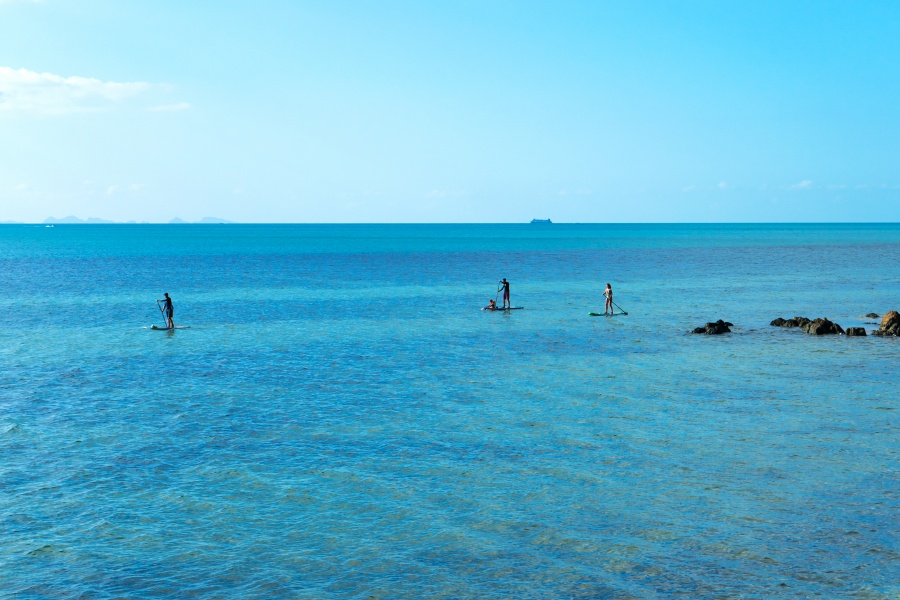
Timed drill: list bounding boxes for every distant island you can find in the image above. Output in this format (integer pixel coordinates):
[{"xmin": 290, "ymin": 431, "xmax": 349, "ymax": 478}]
[
  {"xmin": 44, "ymin": 216, "xmax": 116, "ymax": 224},
  {"xmin": 530, "ymin": 218, "xmax": 552, "ymax": 224},
  {"xmin": 34, "ymin": 216, "xmax": 234, "ymax": 224}
]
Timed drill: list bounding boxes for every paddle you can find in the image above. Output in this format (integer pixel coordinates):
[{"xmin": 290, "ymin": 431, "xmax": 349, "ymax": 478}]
[
  {"xmin": 156, "ymin": 300, "xmax": 167, "ymax": 328},
  {"xmin": 612, "ymin": 300, "xmax": 628, "ymax": 315}
]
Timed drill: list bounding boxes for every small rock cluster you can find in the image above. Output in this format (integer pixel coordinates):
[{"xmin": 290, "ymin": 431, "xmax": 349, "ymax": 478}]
[
  {"xmin": 872, "ymin": 310, "xmax": 900, "ymax": 337},
  {"xmin": 770, "ymin": 316, "xmax": 810, "ymax": 329},
  {"xmin": 692, "ymin": 320, "xmax": 733, "ymax": 335},
  {"xmin": 771, "ymin": 316, "xmax": 844, "ymax": 335},
  {"xmin": 803, "ymin": 318, "xmax": 845, "ymax": 335}
]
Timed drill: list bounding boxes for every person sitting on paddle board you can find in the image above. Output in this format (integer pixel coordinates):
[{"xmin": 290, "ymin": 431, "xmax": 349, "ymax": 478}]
[
  {"xmin": 499, "ymin": 278, "xmax": 510, "ymax": 309},
  {"xmin": 603, "ymin": 283, "xmax": 613, "ymax": 315},
  {"xmin": 484, "ymin": 299, "xmax": 497, "ymax": 310},
  {"xmin": 158, "ymin": 293, "xmax": 174, "ymax": 329}
]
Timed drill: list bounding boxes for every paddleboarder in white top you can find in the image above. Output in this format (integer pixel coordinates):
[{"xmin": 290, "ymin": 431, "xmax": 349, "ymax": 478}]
[{"xmin": 603, "ymin": 283, "xmax": 613, "ymax": 315}]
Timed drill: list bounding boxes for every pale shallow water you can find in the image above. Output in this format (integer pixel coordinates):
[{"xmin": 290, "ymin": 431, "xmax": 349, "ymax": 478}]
[{"xmin": 1, "ymin": 224, "xmax": 898, "ymax": 598}]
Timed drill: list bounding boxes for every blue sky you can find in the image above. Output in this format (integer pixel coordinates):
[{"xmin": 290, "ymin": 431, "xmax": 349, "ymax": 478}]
[{"xmin": 1, "ymin": 0, "xmax": 898, "ymax": 222}]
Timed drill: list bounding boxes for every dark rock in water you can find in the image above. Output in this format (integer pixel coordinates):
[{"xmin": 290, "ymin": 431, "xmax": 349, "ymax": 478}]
[
  {"xmin": 692, "ymin": 319, "xmax": 732, "ymax": 335},
  {"xmin": 845, "ymin": 327, "xmax": 867, "ymax": 337},
  {"xmin": 872, "ymin": 310, "xmax": 900, "ymax": 336},
  {"xmin": 866, "ymin": 313, "xmax": 880, "ymax": 319},
  {"xmin": 770, "ymin": 316, "xmax": 811, "ymax": 328},
  {"xmin": 880, "ymin": 310, "xmax": 900, "ymax": 330},
  {"xmin": 772, "ymin": 315, "xmax": 847, "ymax": 334},
  {"xmin": 801, "ymin": 317, "xmax": 844, "ymax": 335}
]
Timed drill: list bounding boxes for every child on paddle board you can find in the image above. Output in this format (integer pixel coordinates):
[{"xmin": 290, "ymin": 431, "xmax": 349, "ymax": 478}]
[
  {"xmin": 484, "ymin": 299, "xmax": 497, "ymax": 310},
  {"xmin": 603, "ymin": 283, "xmax": 613, "ymax": 315},
  {"xmin": 499, "ymin": 278, "xmax": 510, "ymax": 309},
  {"xmin": 158, "ymin": 293, "xmax": 174, "ymax": 329}
]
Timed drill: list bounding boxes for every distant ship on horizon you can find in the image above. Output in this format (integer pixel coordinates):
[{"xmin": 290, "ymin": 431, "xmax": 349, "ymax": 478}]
[{"xmin": 530, "ymin": 218, "xmax": 552, "ymax": 224}]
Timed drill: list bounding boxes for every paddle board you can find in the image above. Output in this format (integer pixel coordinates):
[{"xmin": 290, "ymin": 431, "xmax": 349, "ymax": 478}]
[
  {"xmin": 483, "ymin": 306, "xmax": 524, "ymax": 311},
  {"xmin": 149, "ymin": 325, "xmax": 191, "ymax": 330},
  {"xmin": 589, "ymin": 312, "xmax": 627, "ymax": 317}
]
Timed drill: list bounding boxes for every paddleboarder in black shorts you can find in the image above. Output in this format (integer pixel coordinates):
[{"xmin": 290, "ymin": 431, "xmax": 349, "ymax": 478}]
[
  {"xmin": 499, "ymin": 278, "xmax": 510, "ymax": 309},
  {"xmin": 158, "ymin": 293, "xmax": 174, "ymax": 329}
]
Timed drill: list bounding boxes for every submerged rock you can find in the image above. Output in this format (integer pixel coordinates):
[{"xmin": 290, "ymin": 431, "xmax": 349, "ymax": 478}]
[
  {"xmin": 845, "ymin": 327, "xmax": 867, "ymax": 337},
  {"xmin": 866, "ymin": 312, "xmax": 880, "ymax": 319},
  {"xmin": 770, "ymin": 316, "xmax": 811, "ymax": 328},
  {"xmin": 801, "ymin": 318, "xmax": 844, "ymax": 335},
  {"xmin": 872, "ymin": 310, "xmax": 900, "ymax": 336},
  {"xmin": 692, "ymin": 320, "xmax": 733, "ymax": 335}
]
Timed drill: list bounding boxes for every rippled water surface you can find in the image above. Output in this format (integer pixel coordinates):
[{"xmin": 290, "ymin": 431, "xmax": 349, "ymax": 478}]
[{"xmin": 1, "ymin": 224, "xmax": 898, "ymax": 598}]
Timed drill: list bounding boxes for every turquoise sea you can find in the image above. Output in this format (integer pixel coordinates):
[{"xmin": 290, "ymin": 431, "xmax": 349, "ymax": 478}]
[{"xmin": 1, "ymin": 223, "xmax": 898, "ymax": 598}]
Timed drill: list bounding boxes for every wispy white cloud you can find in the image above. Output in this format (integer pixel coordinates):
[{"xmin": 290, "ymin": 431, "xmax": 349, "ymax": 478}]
[
  {"xmin": 147, "ymin": 102, "xmax": 190, "ymax": 112},
  {"xmin": 790, "ymin": 179, "xmax": 813, "ymax": 189},
  {"xmin": 0, "ymin": 66, "xmax": 151, "ymax": 114}
]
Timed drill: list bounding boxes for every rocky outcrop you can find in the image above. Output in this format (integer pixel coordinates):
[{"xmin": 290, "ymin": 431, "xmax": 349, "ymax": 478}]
[
  {"xmin": 801, "ymin": 318, "xmax": 844, "ymax": 335},
  {"xmin": 866, "ymin": 313, "xmax": 880, "ymax": 319},
  {"xmin": 881, "ymin": 311, "xmax": 899, "ymax": 331},
  {"xmin": 692, "ymin": 320, "xmax": 733, "ymax": 335},
  {"xmin": 845, "ymin": 327, "xmax": 867, "ymax": 337},
  {"xmin": 770, "ymin": 316, "xmax": 811, "ymax": 328},
  {"xmin": 872, "ymin": 310, "xmax": 900, "ymax": 336},
  {"xmin": 771, "ymin": 316, "xmax": 844, "ymax": 335}
]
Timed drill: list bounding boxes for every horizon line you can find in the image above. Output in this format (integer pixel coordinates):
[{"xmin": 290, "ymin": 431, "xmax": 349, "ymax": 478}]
[{"xmin": 4, "ymin": 221, "xmax": 900, "ymax": 226}]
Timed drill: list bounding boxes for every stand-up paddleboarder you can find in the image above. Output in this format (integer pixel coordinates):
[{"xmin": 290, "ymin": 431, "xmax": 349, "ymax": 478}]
[
  {"xmin": 158, "ymin": 293, "xmax": 174, "ymax": 329},
  {"xmin": 603, "ymin": 283, "xmax": 613, "ymax": 315},
  {"xmin": 499, "ymin": 278, "xmax": 511, "ymax": 309}
]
